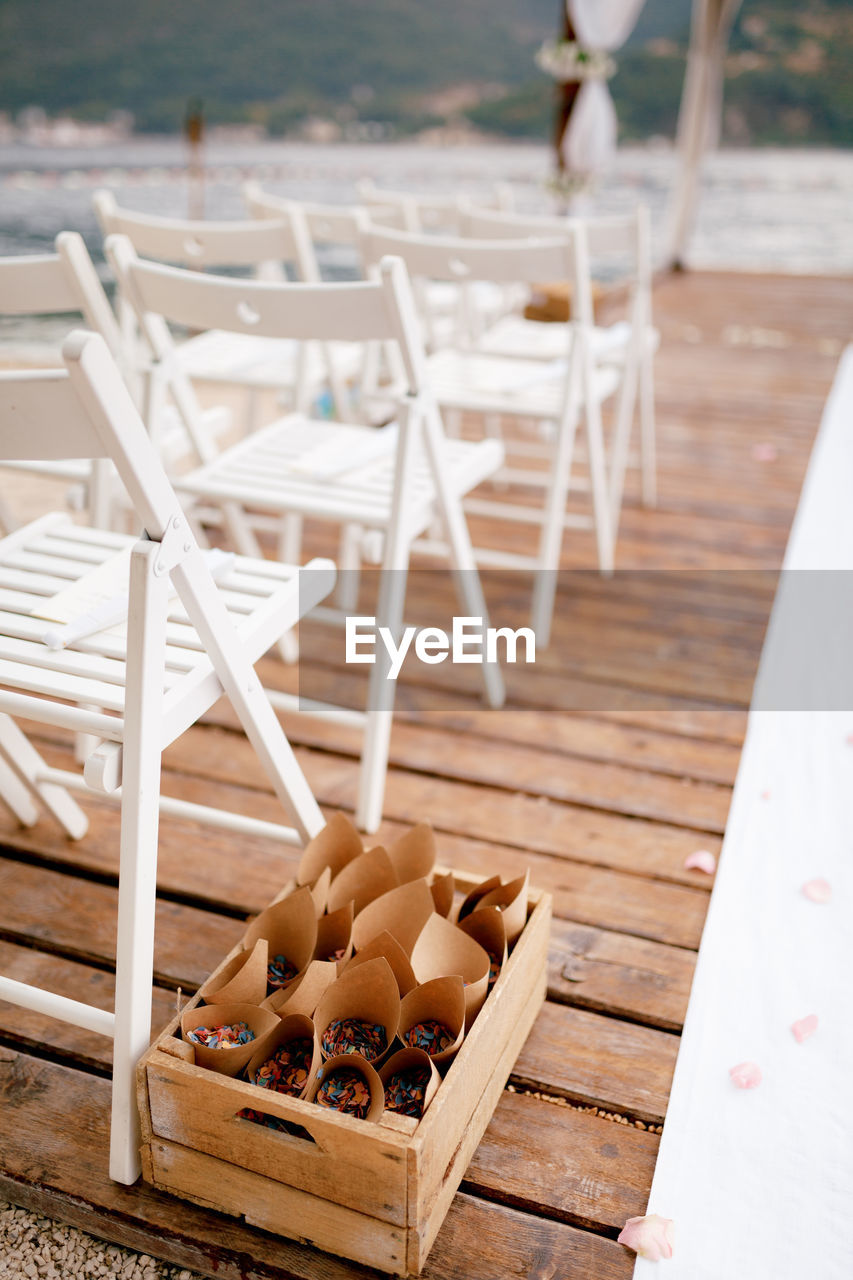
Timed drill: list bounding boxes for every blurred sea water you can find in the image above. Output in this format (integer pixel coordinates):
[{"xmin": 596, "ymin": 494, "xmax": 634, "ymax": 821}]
[{"xmin": 1, "ymin": 137, "xmax": 851, "ymax": 349}]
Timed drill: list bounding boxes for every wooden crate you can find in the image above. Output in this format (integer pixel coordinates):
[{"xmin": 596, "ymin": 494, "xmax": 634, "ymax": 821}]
[{"xmin": 137, "ymin": 868, "xmax": 551, "ymax": 1275}]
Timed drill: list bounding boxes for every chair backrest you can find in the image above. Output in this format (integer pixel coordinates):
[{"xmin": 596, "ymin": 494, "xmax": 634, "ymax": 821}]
[
  {"xmin": 93, "ymin": 189, "xmax": 320, "ymax": 282},
  {"xmin": 106, "ymin": 234, "xmax": 428, "ymax": 401},
  {"xmin": 356, "ymin": 179, "xmax": 513, "ymax": 234},
  {"xmin": 243, "ymin": 184, "xmax": 389, "ymax": 249},
  {"xmin": 0, "ymin": 232, "xmax": 123, "ymax": 359},
  {"xmin": 0, "ymin": 331, "xmax": 189, "ymax": 539},
  {"xmin": 359, "ymin": 222, "xmax": 578, "ymax": 290},
  {"xmin": 463, "ymin": 203, "xmax": 651, "ymax": 294}
]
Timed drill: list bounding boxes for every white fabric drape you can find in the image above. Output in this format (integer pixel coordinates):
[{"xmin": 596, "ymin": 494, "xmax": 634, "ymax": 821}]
[
  {"xmin": 563, "ymin": 0, "xmax": 646, "ymax": 177},
  {"xmin": 568, "ymin": 0, "xmax": 646, "ymax": 52}
]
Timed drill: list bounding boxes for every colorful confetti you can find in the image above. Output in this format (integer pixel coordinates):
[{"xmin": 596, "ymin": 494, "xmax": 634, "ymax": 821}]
[
  {"xmin": 321, "ymin": 1017, "xmax": 387, "ymax": 1060},
  {"xmin": 322, "ymin": 947, "xmax": 347, "ymax": 962},
  {"xmin": 252, "ymin": 1038, "xmax": 314, "ymax": 1096},
  {"xmin": 486, "ymin": 951, "xmax": 501, "ymax": 989},
  {"xmin": 267, "ymin": 954, "xmax": 299, "ymax": 990},
  {"xmin": 384, "ymin": 1066, "xmax": 431, "ymax": 1118},
  {"xmin": 186, "ymin": 1021, "xmax": 255, "ymax": 1049},
  {"xmin": 403, "ymin": 1019, "xmax": 454, "ymax": 1056},
  {"xmin": 315, "ymin": 1068, "xmax": 372, "ymax": 1117}
]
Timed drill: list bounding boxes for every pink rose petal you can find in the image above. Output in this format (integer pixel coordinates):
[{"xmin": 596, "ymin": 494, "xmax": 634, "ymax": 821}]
[
  {"xmin": 752, "ymin": 442, "xmax": 778, "ymax": 463},
  {"xmin": 760, "ymin": 789, "xmax": 771, "ymax": 801},
  {"xmin": 791, "ymin": 1014, "xmax": 818, "ymax": 1043},
  {"xmin": 801, "ymin": 878, "xmax": 832, "ymax": 904},
  {"xmin": 846, "ymin": 733, "xmax": 853, "ymax": 747},
  {"xmin": 729, "ymin": 1060, "xmax": 762, "ymax": 1089},
  {"xmin": 617, "ymin": 1214, "xmax": 674, "ymax": 1261},
  {"xmin": 684, "ymin": 849, "xmax": 716, "ymax": 875}
]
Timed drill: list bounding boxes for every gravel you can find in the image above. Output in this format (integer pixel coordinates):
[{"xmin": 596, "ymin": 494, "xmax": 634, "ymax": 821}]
[{"xmin": 0, "ymin": 1203, "xmax": 203, "ymax": 1280}]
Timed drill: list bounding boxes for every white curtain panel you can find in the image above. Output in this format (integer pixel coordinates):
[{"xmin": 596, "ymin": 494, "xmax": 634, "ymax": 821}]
[
  {"xmin": 568, "ymin": 0, "xmax": 646, "ymax": 52},
  {"xmin": 564, "ymin": 0, "xmax": 646, "ymax": 175}
]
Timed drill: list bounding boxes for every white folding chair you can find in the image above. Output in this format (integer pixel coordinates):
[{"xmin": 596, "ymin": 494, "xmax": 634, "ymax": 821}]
[
  {"xmin": 0, "ymin": 232, "xmax": 125, "ymax": 530},
  {"xmin": 93, "ymin": 191, "xmax": 361, "ymax": 425},
  {"xmin": 106, "ymin": 235, "xmax": 505, "ymax": 832},
  {"xmin": 461, "ymin": 203, "xmax": 658, "ymax": 521},
  {"xmin": 0, "ymin": 330, "xmax": 334, "ymax": 1184},
  {"xmin": 359, "ymin": 223, "xmax": 622, "ymax": 644},
  {"xmin": 355, "ymin": 181, "xmax": 518, "ymax": 352}
]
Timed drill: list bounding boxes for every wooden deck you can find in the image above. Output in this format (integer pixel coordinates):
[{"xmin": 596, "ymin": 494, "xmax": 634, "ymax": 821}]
[{"xmin": 0, "ymin": 269, "xmax": 850, "ymax": 1278}]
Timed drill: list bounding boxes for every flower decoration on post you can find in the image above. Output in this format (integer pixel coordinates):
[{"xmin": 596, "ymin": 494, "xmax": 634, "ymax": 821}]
[{"xmin": 535, "ymin": 39, "xmax": 616, "ymax": 83}]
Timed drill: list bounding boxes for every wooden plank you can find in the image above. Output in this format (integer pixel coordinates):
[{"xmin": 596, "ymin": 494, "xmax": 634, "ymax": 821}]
[
  {"xmin": 512, "ymin": 1003, "xmax": 679, "ymax": 1124},
  {"xmin": 464, "ymin": 1091, "xmax": 658, "ymax": 1232},
  {"xmin": 0, "ymin": 1047, "xmax": 631, "ymax": 1279}
]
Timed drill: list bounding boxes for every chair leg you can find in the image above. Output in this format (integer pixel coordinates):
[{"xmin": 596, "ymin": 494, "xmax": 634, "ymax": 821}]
[
  {"xmin": 585, "ymin": 383, "xmax": 615, "ymax": 578},
  {"xmin": 355, "ymin": 398, "xmax": 420, "ymax": 832},
  {"xmin": 639, "ymin": 342, "xmax": 657, "ymax": 508},
  {"xmin": 531, "ymin": 395, "xmax": 581, "ymax": 649},
  {"xmin": 0, "ymin": 712, "xmax": 88, "ymax": 838},
  {"xmin": 422, "ymin": 400, "xmax": 505, "ymax": 709},
  {"xmin": 608, "ymin": 349, "xmax": 641, "ymax": 546},
  {"xmin": 276, "ymin": 515, "xmax": 303, "ymax": 664},
  {"xmin": 109, "ymin": 542, "xmax": 168, "ymax": 1184}
]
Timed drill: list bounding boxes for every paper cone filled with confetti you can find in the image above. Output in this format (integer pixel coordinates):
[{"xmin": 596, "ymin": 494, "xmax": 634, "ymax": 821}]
[
  {"xmin": 429, "ymin": 870, "xmax": 455, "ymax": 918},
  {"xmin": 296, "ymin": 811, "xmax": 364, "ymax": 887},
  {"xmin": 314, "ymin": 955, "xmax": 400, "ymax": 1067},
  {"xmin": 457, "ymin": 905, "xmax": 507, "ymax": 994},
  {"xmin": 379, "ymin": 1047, "xmax": 440, "ymax": 1122},
  {"xmin": 314, "ymin": 900, "xmax": 354, "ymax": 967},
  {"xmin": 309, "ymin": 1052, "xmax": 384, "ymax": 1121},
  {"xmin": 387, "ymin": 822, "xmax": 436, "ymax": 884},
  {"xmin": 200, "ymin": 937, "xmax": 269, "ymax": 1007},
  {"xmin": 180, "ymin": 1002, "xmax": 280, "ymax": 1077},
  {"xmin": 456, "ymin": 875, "xmax": 502, "ymax": 924},
  {"xmin": 351, "ymin": 878, "xmax": 434, "ymax": 956},
  {"xmin": 243, "ymin": 885, "xmax": 318, "ymax": 997},
  {"xmin": 325, "ymin": 844, "xmax": 399, "ymax": 916},
  {"xmin": 472, "ymin": 870, "xmax": 530, "ymax": 945},
  {"xmin": 410, "ymin": 913, "xmax": 491, "ymax": 1027},
  {"xmin": 342, "ymin": 930, "xmax": 418, "ymax": 997},
  {"xmin": 243, "ymin": 1013, "xmax": 321, "ymax": 1111},
  {"xmin": 398, "ymin": 975, "xmax": 465, "ymax": 1066},
  {"xmin": 262, "ymin": 959, "xmax": 338, "ymax": 1018}
]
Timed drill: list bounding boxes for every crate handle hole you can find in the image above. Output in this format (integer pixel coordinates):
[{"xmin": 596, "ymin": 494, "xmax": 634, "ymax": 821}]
[{"xmin": 236, "ymin": 1108, "xmax": 317, "ymax": 1144}]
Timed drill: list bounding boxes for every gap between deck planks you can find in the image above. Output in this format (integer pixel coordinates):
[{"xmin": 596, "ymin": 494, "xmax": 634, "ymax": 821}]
[{"xmin": 0, "ymin": 269, "xmax": 848, "ymax": 1277}]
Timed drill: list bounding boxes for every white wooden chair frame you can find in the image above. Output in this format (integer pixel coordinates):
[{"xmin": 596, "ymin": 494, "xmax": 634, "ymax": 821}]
[
  {"xmin": 461, "ymin": 203, "xmax": 658, "ymax": 526},
  {"xmin": 93, "ymin": 191, "xmax": 358, "ymax": 424},
  {"xmin": 0, "ymin": 232, "xmax": 125, "ymax": 530},
  {"xmin": 360, "ymin": 223, "xmax": 621, "ymax": 645},
  {"xmin": 0, "ymin": 331, "xmax": 334, "ymax": 1183},
  {"xmin": 106, "ymin": 236, "xmax": 505, "ymax": 831}
]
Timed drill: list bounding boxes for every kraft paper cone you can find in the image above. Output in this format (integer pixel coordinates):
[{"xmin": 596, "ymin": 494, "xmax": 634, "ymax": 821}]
[
  {"xmin": 474, "ymin": 870, "xmax": 530, "ymax": 946},
  {"xmin": 243, "ymin": 885, "xmax": 318, "ymax": 993},
  {"xmin": 387, "ymin": 822, "xmax": 436, "ymax": 884},
  {"xmin": 379, "ymin": 1047, "xmax": 441, "ymax": 1121},
  {"xmin": 180, "ymin": 1002, "xmax": 279, "ymax": 1078},
  {"xmin": 351, "ymin": 879, "xmax": 434, "ymax": 956},
  {"xmin": 310, "ymin": 865, "xmax": 332, "ymax": 916},
  {"xmin": 430, "ymin": 870, "xmax": 455, "ymax": 918},
  {"xmin": 297, "ymin": 812, "xmax": 363, "ymax": 887},
  {"xmin": 398, "ymin": 976, "xmax": 465, "ymax": 1066},
  {"xmin": 342, "ymin": 931, "xmax": 418, "ymax": 997},
  {"xmin": 314, "ymin": 901, "xmax": 354, "ymax": 966},
  {"xmin": 314, "ymin": 956, "xmax": 400, "ymax": 1066},
  {"xmin": 200, "ymin": 938, "xmax": 269, "ymax": 1007},
  {"xmin": 244, "ymin": 1013, "xmax": 320, "ymax": 1102},
  {"xmin": 262, "ymin": 959, "xmax": 338, "ymax": 1018},
  {"xmin": 457, "ymin": 905, "xmax": 508, "ymax": 992},
  {"xmin": 410, "ymin": 913, "xmax": 490, "ymax": 1027},
  {"xmin": 456, "ymin": 875, "xmax": 501, "ymax": 924},
  {"xmin": 309, "ymin": 1052, "xmax": 384, "ymax": 1122},
  {"xmin": 325, "ymin": 845, "xmax": 398, "ymax": 917}
]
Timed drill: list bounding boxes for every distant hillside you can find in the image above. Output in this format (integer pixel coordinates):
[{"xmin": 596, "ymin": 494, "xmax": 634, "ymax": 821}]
[{"xmin": 0, "ymin": 0, "xmax": 850, "ymax": 145}]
